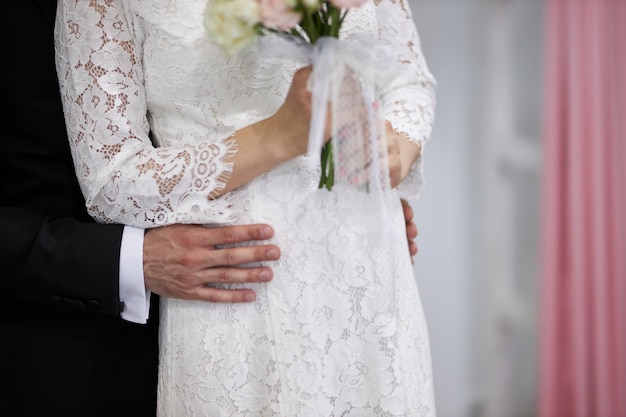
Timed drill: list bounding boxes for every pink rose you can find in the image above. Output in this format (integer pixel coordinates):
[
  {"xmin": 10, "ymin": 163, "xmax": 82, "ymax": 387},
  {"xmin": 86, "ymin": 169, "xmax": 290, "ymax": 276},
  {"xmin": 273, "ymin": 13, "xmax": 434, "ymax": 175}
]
[
  {"xmin": 258, "ymin": 0, "xmax": 302, "ymax": 30},
  {"xmin": 329, "ymin": 0, "xmax": 368, "ymax": 9}
]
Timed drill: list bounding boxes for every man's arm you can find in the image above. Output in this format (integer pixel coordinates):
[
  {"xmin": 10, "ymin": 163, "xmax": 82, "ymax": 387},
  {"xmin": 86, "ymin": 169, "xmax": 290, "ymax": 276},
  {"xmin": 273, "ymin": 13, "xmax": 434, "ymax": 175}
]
[
  {"xmin": 1, "ymin": 207, "xmax": 281, "ymax": 317},
  {"xmin": 0, "ymin": 207, "xmax": 125, "ymax": 316}
]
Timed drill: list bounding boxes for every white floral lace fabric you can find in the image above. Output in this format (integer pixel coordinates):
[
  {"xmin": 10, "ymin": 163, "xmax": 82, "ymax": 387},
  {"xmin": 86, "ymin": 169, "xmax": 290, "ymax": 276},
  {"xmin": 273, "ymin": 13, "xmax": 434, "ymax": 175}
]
[{"xmin": 55, "ymin": 0, "xmax": 437, "ymax": 415}]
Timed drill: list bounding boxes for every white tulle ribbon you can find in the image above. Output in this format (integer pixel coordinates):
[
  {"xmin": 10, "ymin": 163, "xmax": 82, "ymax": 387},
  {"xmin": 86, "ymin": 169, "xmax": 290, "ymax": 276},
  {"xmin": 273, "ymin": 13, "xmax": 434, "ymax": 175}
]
[
  {"xmin": 307, "ymin": 36, "xmax": 393, "ymax": 161},
  {"xmin": 257, "ymin": 34, "xmax": 397, "ymax": 192}
]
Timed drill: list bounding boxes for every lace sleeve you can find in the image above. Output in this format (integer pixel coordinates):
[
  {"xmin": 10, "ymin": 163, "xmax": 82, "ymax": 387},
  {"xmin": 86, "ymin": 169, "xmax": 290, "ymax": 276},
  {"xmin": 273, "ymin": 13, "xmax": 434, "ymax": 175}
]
[
  {"xmin": 54, "ymin": 0, "xmax": 237, "ymax": 228},
  {"xmin": 375, "ymin": 0, "xmax": 436, "ymax": 199}
]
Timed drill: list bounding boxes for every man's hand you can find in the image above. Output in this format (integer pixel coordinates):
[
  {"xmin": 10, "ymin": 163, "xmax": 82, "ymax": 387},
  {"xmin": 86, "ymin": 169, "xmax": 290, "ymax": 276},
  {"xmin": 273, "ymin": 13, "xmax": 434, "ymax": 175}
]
[
  {"xmin": 143, "ymin": 224, "xmax": 280, "ymax": 303},
  {"xmin": 401, "ymin": 198, "xmax": 419, "ymax": 262}
]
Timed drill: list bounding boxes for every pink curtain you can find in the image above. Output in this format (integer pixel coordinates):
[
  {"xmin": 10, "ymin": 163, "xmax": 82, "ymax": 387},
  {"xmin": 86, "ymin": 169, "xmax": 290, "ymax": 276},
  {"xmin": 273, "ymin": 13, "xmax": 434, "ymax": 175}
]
[{"xmin": 539, "ymin": 0, "xmax": 626, "ymax": 416}]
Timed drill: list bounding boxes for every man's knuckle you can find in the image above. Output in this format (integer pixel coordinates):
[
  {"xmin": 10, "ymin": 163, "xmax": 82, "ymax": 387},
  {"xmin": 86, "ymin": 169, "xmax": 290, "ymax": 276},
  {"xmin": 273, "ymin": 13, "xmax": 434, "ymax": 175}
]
[
  {"xmin": 180, "ymin": 287, "xmax": 194, "ymax": 300},
  {"xmin": 223, "ymin": 250, "xmax": 238, "ymax": 265},
  {"xmin": 179, "ymin": 253, "xmax": 198, "ymax": 267},
  {"xmin": 247, "ymin": 269, "xmax": 258, "ymax": 281},
  {"xmin": 180, "ymin": 234, "xmax": 199, "ymax": 248},
  {"xmin": 218, "ymin": 269, "xmax": 229, "ymax": 282},
  {"xmin": 251, "ymin": 247, "xmax": 263, "ymax": 261},
  {"xmin": 221, "ymin": 228, "xmax": 238, "ymax": 243}
]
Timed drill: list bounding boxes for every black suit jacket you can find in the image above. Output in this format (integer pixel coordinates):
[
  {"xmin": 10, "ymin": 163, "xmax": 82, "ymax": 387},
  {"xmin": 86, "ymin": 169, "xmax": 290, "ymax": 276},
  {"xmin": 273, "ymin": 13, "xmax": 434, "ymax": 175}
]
[{"xmin": 0, "ymin": 2, "xmax": 158, "ymax": 416}]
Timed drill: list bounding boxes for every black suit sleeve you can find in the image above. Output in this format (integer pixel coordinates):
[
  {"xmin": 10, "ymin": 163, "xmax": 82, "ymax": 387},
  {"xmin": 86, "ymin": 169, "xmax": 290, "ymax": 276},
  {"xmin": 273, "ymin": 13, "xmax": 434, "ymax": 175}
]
[
  {"xmin": 0, "ymin": 207, "xmax": 125, "ymax": 316},
  {"xmin": 0, "ymin": 1, "xmax": 131, "ymax": 318}
]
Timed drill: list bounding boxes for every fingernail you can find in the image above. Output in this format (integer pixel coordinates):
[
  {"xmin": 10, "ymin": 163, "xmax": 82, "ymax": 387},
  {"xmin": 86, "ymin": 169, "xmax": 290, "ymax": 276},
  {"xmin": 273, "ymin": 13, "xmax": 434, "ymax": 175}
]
[
  {"xmin": 244, "ymin": 293, "xmax": 256, "ymax": 302},
  {"xmin": 260, "ymin": 226, "xmax": 273, "ymax": 239},
  {"xmin": 267, "ymin": 248, "xmax": 280, "ymax": 260},
  {"xmin": 259, "ymin": 270, "xmax": 272, "ymax": 281}
]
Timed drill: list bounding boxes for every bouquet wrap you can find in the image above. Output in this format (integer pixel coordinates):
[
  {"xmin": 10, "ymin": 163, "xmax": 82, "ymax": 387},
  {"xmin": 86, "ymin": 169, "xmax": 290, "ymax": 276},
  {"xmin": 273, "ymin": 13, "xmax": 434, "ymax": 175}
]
[{"xmin": 259, "ymin": 34, "xmax": 397, "ymax": 192}]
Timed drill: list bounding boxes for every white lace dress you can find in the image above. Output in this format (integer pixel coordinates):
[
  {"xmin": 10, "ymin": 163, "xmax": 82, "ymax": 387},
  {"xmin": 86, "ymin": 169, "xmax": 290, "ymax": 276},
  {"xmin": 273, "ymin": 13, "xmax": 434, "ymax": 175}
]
[{"xmin": 55, "ymin": 0, "xmax": 437, "ymax": 415}]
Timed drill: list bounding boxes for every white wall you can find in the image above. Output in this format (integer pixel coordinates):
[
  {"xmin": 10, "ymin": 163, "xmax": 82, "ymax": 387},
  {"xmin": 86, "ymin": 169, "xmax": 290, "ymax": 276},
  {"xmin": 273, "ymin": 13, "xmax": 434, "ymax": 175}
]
[
  {"xmin": 409, "ymin": 2, "xmax": 474, "ymax": 416},
  {"xmin": 408, "ymin": 1, "xmax": 543, "ymax": 416}
]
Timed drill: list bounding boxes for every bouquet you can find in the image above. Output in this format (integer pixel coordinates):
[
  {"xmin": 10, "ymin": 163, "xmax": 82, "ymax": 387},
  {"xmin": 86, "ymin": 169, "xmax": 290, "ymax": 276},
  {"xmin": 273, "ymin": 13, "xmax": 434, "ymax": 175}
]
[{"xmin": 204, "ymin": 0, "xmax": 387, "ymax": 191}]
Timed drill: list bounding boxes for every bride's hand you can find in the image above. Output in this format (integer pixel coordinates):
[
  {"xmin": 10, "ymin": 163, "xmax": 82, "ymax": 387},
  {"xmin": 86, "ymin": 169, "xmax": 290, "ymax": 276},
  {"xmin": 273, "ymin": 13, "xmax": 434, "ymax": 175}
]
[
  {"xmin": 206, "ymin": 66, "xmax": 331, "ymax": 199},
  {"xmin": 385, "ymin": 121, "xmax": 421, "ymax": 188},
  {"xmin": 386, "ymin": 121, "xmax": 402, "ymax": 188},
  {"xmin": 263, "ymin": 66, "xmax": 332, "ymax": 160}
]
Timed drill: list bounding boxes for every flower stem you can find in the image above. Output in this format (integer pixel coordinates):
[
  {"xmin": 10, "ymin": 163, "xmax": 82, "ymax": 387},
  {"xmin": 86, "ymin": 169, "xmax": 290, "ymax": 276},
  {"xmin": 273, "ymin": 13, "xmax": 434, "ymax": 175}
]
[{"xmin": 318, "ymin": 142, "xmax": 334, "ymax": 190}]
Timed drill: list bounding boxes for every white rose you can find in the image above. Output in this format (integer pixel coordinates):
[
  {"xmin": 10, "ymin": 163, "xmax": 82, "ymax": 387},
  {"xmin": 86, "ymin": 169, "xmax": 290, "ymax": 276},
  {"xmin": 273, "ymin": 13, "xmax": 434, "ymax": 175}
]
[
  {"xmin": 204, "ymin": 0, "xmax": 261, "ymax": 56},
  {"xmin": 300, "ymin": 0, "xmax": 321, "ymax": 11},
  {"xmin": 297, "ymin": 0, "xmax": 322, "ymax": 10}
]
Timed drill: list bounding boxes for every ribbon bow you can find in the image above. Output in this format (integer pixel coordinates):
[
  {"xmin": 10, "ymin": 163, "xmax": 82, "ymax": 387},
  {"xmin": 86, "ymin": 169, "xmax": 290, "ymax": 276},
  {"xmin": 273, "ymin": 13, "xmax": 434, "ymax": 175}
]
[{"xmin": 258, "ymin": 33, "xmax": 397, "ymax": 191}]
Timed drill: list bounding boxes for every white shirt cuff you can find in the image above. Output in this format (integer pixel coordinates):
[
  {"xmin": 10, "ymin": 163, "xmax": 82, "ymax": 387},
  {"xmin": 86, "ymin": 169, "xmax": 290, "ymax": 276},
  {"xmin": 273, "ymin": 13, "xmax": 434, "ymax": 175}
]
[{"xmin": 119, "ymin": 226, "xmax": 151, "ymax": 324}]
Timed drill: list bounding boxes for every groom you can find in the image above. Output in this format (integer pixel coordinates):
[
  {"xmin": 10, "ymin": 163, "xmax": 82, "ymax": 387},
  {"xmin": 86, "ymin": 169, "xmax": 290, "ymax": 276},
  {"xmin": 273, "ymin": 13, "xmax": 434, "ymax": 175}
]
[
  {"xmin": 1, "ymin": 2, "xmax": 283, "ymax": 416},
  {"xmin": 1, "ymin": 1, "xmax": 419, "ymax": 416}
]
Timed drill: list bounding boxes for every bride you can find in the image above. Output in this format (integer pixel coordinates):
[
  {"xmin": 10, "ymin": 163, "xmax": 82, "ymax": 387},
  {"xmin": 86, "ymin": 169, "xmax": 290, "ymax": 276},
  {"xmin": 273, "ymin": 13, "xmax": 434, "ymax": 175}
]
[{"xmin": 55, "ymin": 0, "xmax": 437, "ymax": 415}]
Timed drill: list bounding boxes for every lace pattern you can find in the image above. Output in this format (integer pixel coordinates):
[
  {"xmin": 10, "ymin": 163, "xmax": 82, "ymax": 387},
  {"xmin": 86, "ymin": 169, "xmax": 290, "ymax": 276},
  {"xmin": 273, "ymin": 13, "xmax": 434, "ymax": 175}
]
[
  {"xmin": 55, "ymin": 0, "xmax": 239, "ymax": 227},
  {"xmin": 55, "ymin": 0, "xmax": 437, "ymax": 415},
  {"xmin": 158, "ymin": 184, "xmax": 436, "ymax": 416},
  {"xmin": 55, "ymin": 0, "xmax": 436, "ymax": 223}
]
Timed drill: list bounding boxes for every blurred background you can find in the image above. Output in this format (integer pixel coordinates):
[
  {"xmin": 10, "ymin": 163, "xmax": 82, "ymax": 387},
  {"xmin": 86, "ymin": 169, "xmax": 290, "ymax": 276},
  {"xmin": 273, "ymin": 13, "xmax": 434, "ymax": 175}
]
[{"xmin": 407, "ymin": 0, "xmax": 625, "ymax": 416}]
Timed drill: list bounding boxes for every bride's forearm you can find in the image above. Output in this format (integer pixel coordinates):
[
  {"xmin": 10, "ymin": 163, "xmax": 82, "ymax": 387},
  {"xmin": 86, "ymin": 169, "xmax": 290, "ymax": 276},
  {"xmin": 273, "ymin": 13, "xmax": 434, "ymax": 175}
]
[
  {"xmin": 208, "ymin": 66, "xmax": 324, "ymax": 200},
  {"xmin": 209, "ymin": 116, "xmax": 307, "ymax": 199}
]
